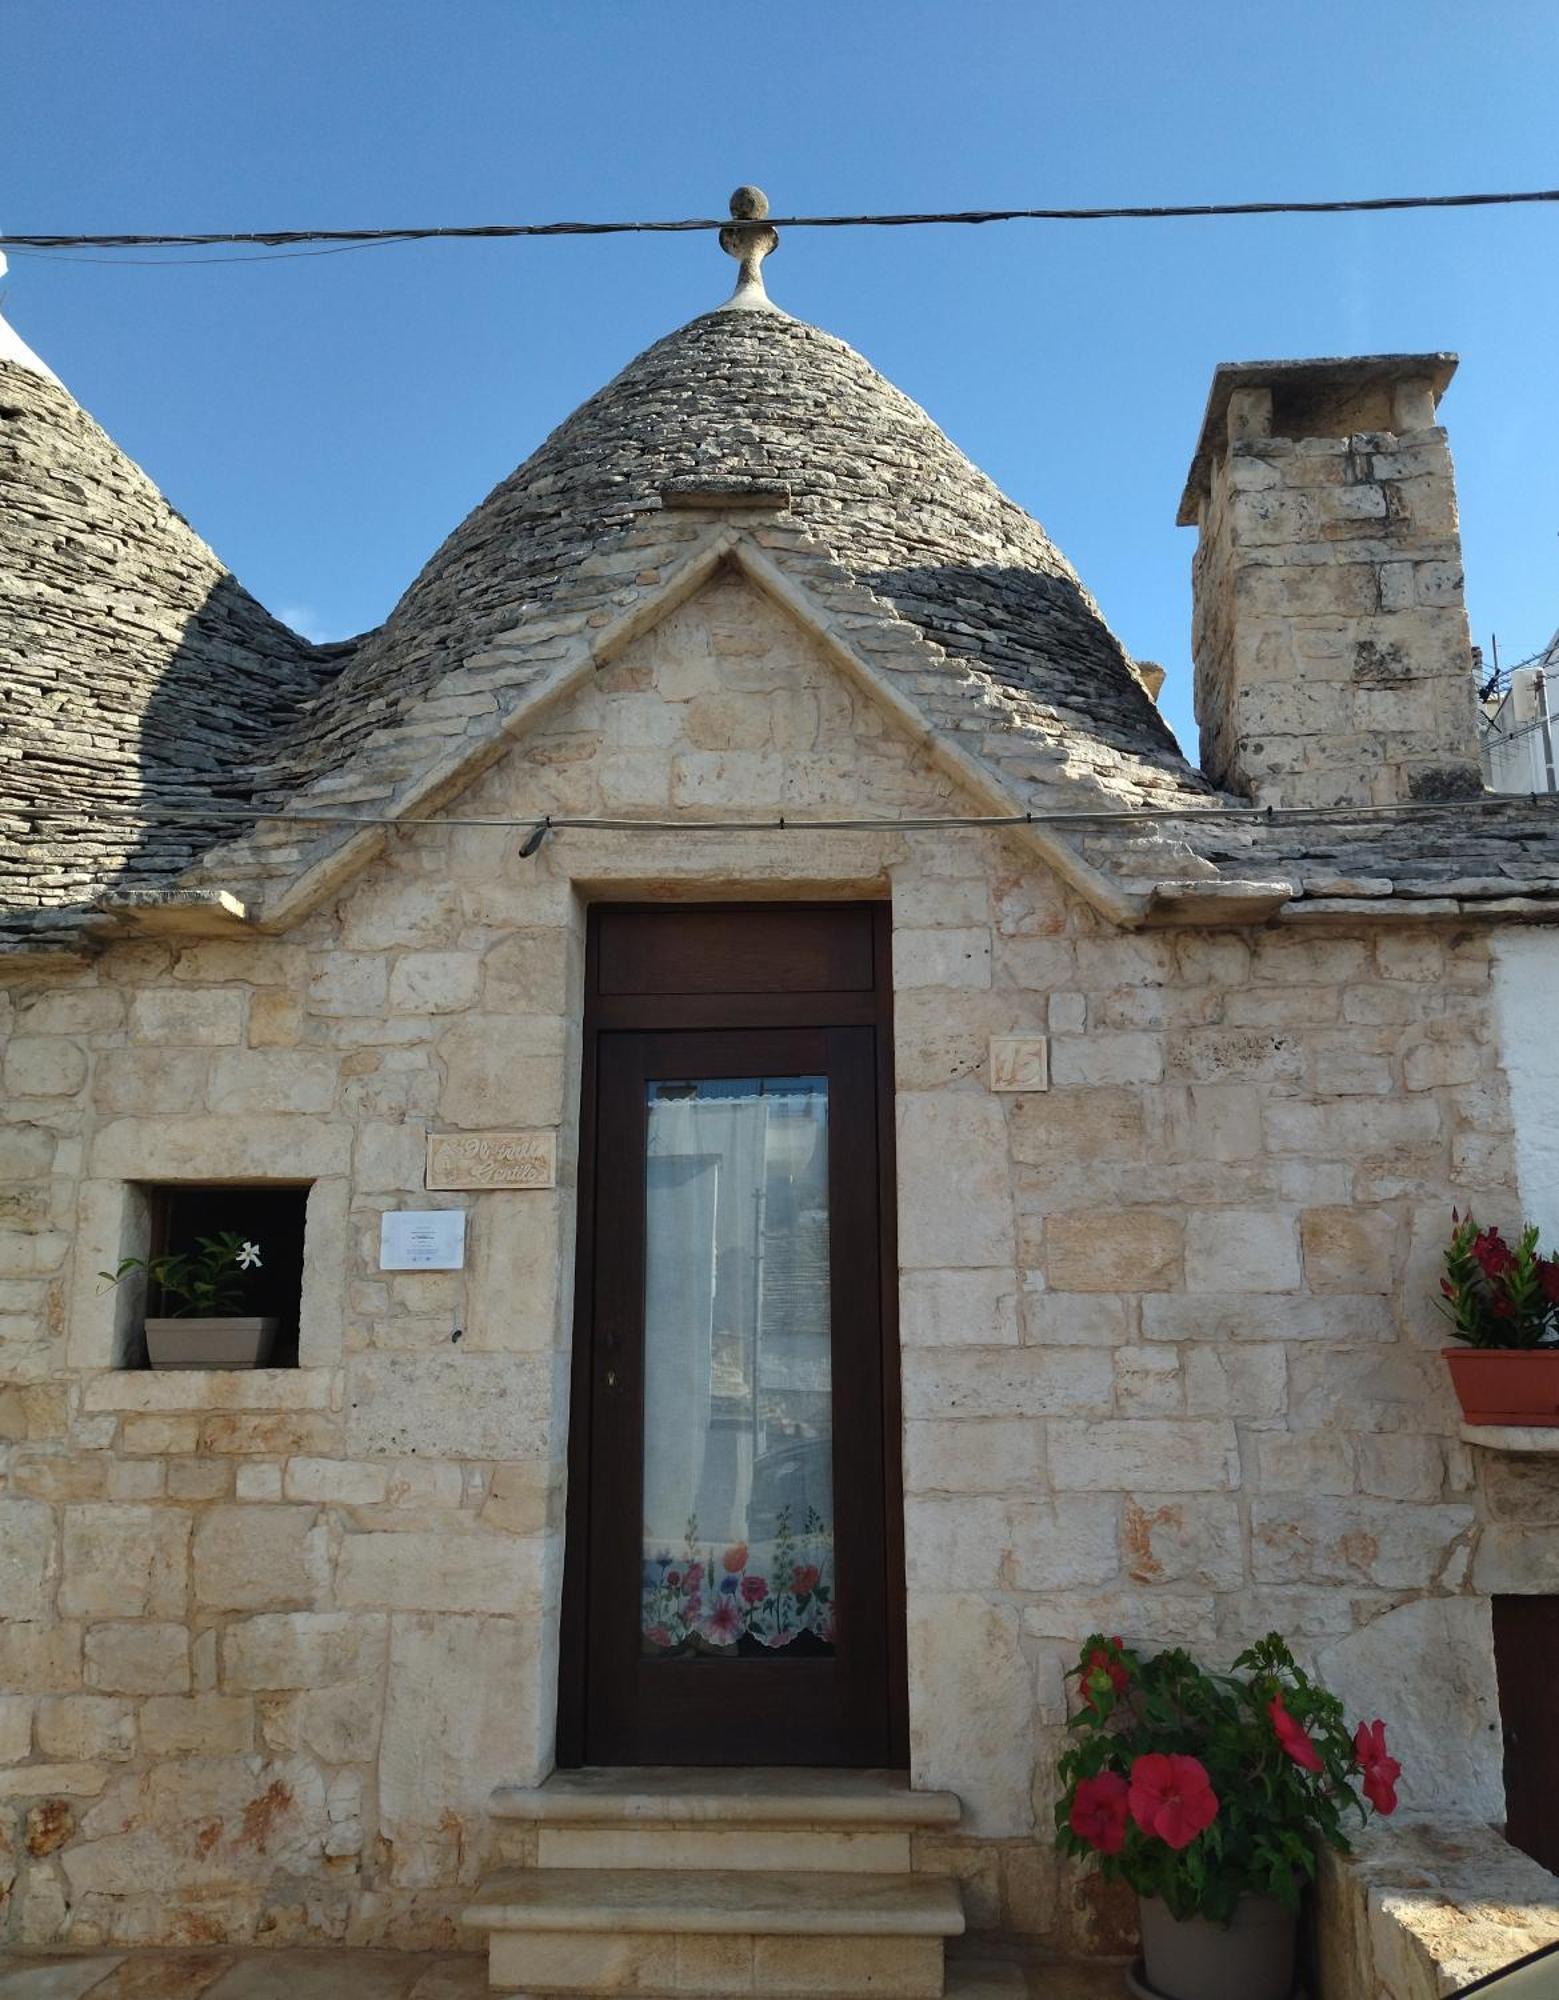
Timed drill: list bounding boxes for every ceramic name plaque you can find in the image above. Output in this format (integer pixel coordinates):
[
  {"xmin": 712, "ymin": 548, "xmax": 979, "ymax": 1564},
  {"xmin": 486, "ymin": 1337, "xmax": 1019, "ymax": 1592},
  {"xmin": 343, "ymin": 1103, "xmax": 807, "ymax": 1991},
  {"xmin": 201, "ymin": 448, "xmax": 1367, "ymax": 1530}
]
[{"xmin": 425, "ymin": 1129, "xmax": 558, "ymax": 1191}]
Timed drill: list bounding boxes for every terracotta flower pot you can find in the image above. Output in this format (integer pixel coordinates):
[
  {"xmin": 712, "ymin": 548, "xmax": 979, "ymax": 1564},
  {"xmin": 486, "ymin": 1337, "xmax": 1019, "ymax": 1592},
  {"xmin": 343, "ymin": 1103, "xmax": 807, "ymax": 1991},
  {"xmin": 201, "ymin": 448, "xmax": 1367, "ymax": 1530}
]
[
  {"xmin": 1443, "ymin": 1346, "xmax": 1559, "ymax": 1426},
  {"xmin": 145, "ymin": 1316, "xmax": 279, "ymax": 1371},
  {"xmin": 1133, "ymin": 1894, "xmax": 1297, "ymax": 2000}
]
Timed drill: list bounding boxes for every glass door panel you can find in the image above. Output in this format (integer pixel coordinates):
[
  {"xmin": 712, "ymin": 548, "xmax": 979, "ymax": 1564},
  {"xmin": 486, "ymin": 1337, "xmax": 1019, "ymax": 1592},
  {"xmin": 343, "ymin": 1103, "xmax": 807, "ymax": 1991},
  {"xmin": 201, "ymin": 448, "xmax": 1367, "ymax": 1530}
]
[{"xmin": 640, "ymin": 1076, "xmax": 835, "ymax": 1658}]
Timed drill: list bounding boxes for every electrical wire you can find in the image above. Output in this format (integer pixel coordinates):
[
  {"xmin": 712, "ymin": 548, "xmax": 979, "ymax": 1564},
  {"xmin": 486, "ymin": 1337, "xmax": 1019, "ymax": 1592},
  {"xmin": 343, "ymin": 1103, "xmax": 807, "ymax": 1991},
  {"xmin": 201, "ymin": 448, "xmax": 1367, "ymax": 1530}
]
[{"xmin": 4, "ymin": 185, "xmax": 1559, "ymax": 258}]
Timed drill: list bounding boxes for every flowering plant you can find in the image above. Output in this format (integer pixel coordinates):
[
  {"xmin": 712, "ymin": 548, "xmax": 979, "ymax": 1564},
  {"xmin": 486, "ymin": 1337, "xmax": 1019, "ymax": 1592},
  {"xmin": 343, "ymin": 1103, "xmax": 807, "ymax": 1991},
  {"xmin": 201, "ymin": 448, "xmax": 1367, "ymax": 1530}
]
[
  {"xmin": 1055, "ymin": 1633, "xmax": 1399, "ymax": 1925},
  {"xmin": 99, "ymin": 1233, "xmax": 263, "ymax": 1318},
  {"xmin": 1440, "ymin": 1211, "xmax": 1559, "ymax": 1349}
]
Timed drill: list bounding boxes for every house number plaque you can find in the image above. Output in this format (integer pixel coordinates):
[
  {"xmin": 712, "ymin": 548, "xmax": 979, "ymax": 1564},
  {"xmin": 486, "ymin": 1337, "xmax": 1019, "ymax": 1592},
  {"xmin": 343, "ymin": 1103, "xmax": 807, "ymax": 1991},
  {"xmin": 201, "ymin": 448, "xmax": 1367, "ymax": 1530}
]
[
  {"xmin": 425, "ymin": 1129, "xmax": 558, "ymax": 1191},
  {"xmin": 987, "ymin": 1035, "xmax": 1050, "ymax": 1093}
]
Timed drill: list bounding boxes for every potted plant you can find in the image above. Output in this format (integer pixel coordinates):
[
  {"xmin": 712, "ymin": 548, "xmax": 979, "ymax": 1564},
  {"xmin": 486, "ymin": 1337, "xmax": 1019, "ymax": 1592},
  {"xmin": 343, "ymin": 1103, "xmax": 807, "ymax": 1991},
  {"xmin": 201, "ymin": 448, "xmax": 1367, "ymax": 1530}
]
[
  {"xmin": 1439, "ymin": 1211, "xmax": 1559, "ymax": 1426},
  {"xmin": 1056, "ymin": 1632, "xmax": 1400, "ymax": 2000},
  {"xmin": 100, "ymin": 1232, "xmax": 277, "ymax": 1370}
]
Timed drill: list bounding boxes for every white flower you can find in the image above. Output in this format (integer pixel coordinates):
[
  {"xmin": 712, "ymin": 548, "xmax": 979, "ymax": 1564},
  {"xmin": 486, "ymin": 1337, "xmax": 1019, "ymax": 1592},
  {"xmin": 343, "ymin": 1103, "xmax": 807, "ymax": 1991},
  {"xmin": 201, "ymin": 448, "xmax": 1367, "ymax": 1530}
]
[{"xmin": 236, "ymin": 1241, "xmax": 262, "ymax": 1270}]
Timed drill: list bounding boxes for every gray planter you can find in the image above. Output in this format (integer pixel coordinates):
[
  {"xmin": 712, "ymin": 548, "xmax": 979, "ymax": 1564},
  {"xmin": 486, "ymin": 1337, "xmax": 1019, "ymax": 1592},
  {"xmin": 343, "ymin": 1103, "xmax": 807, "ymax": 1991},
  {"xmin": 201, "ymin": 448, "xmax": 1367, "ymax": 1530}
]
[
  {"xmin": 1134, "ymin": 1893, "xmax": 1298, "ymax": 2000},
  {"xmin": 144, "ymin": 1316, "xmax": 279, "ymax": 1371}
]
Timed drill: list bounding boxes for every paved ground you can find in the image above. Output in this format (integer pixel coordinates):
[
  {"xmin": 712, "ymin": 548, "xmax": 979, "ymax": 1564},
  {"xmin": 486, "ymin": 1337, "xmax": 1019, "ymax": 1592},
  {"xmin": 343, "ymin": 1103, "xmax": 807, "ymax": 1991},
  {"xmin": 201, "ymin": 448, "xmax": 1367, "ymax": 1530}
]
[{"xmin": 0, "ymin": 1948, "xmax": 1133, "ymax": 1997}]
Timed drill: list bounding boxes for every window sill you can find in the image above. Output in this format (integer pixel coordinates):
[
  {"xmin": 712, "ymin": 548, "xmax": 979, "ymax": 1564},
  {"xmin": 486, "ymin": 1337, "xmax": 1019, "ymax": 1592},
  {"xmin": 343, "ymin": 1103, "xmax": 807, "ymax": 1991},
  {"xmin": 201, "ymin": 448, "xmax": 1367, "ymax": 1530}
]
[
  {"xmin": 1459, "ymin": 1422, "xmax": 1559, "ymax": 1455},
  {"xmin": 83, "ymin": 1367, "xmax": 339, "ymax": 1415}
]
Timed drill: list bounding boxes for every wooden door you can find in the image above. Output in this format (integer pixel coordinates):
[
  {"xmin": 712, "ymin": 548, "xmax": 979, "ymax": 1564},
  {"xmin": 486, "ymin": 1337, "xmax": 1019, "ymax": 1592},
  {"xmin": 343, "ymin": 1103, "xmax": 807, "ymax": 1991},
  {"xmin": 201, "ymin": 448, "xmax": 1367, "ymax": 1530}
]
[
  {"xmin": 559, "ymin": 905, "xmax": 906, "ymax": 1767},
  {"xmin": 1493, "ymin": 1595, "xmax": 1559, "ymax": 1874}
]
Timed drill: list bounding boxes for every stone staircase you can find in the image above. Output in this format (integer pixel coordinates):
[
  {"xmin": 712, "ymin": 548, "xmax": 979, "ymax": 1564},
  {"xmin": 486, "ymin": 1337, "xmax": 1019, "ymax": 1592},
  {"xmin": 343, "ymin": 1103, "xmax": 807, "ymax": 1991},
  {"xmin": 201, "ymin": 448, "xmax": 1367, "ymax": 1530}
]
[{"xmin": 464, "ymin": 1767, "xmax": 969, "ymax": 1996}]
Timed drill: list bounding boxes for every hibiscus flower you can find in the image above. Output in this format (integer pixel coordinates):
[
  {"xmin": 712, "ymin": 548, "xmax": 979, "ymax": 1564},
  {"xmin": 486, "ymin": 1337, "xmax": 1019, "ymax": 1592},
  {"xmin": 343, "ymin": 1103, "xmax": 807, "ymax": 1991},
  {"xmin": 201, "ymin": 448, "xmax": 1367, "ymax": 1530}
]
[
  {"xmin": 1353, "ymin": 1719, "xmax": 1401, "ymax": 1815},
  {"xmin": 721, "ymin": 1544, "xmax": 748, "ymax": 1573},
  {"xmin": 1268, "ymin": 1693, "xmax": 1324, "ymax": 1774},
  {"xmin": 740, "ymin": 1575, "xmax": 768, "ymax": 1606},
  {"xmin": 1069, "ymin": 1771, "xmax": 1130, "ymax": 1855},
  {"xmin": 704, "ymin": 1598, "xmax": 741, "ymax": 1644},
  {"xmin": 1128, "ymin": 1753, "xmax": 1219, "ymax": 1851}
]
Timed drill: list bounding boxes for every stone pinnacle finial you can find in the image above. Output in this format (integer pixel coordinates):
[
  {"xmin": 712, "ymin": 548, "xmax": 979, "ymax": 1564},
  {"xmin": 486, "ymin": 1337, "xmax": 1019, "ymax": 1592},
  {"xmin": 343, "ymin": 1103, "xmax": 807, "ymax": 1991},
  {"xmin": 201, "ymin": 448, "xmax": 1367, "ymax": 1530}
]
[{"xmin": 717, "ymin": 185, "xmax": 780, "ymax": 313}]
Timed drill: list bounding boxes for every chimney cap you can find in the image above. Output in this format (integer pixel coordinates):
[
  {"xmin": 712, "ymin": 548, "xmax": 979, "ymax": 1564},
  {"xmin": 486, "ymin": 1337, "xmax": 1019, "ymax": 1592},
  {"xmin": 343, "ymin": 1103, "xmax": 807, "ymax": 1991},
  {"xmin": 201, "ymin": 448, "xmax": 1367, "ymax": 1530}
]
[{"xmin": 1177, "ymin": 351, "xmax": 1458, "ymax": 526}]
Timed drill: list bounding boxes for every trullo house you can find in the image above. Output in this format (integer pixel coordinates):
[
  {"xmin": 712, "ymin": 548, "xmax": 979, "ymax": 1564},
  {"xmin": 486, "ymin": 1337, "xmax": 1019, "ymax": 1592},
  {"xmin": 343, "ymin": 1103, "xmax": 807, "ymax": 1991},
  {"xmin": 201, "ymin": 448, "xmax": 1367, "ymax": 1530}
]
[{"xmin": 2, "ymin": 191, "xmax": 1558, "ymax": 1994}]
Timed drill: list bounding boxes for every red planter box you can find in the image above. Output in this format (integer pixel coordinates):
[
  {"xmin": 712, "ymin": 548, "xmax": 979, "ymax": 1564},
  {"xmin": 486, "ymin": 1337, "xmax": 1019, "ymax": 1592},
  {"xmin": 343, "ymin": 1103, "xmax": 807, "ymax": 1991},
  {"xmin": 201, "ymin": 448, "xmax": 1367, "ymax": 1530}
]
[{"xmin": 1444, "ymin": 1347, "xmax": 1559, "ymax": 1427}]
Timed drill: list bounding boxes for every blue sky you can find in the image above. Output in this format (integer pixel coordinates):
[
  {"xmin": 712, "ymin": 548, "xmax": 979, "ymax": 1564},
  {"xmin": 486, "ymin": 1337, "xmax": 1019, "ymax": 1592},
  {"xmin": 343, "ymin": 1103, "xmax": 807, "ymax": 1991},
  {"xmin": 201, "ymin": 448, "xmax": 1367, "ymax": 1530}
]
[{"xmin": 5, "ymin": 1, "xmax": 1558, "ymax": 757}]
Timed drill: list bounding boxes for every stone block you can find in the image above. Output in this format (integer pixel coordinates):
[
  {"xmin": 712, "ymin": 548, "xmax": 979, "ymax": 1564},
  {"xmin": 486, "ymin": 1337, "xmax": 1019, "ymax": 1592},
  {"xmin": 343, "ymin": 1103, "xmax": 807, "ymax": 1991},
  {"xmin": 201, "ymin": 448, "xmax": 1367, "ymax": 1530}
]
[
  {"xmin": 340, "ymin": 879, "xmax": 461, "ymax": 951},
  {"xmin": 1007, "ymin": 1087, "xmax": 1144, "ymax": 1165},
  {"xmin": 83, "ymin": 1622, "xmax": 187, "ymax": 1694},
  {"xmin": 0, "ymin": 1694, "xmax": 32, "ymax": 1763},
  {"xmin": 902, "ymin": 1346, "xmax": 1113, "ymax": 1420},
  {"xmin": 379, "ymin": 1613, "xmax": 537, "ymax": 1881},
  {"xmin": 139, "ymin": 1694, "xmax": 254, "ymax": 1757},
  {"xmin": 1300, "ymin": 1205, "xmax": 1400, "ymax": 1293},
  {"xmin": 907, "ymin": 1592, "xmax": 1033, "ymax": 1836},
  {"xmin": 1184, "ymin": 1209, "xmax": 1300, "ymax": 1292},
  {"xmin": 1122, "ymin": 1496, "xmax": 1245, "ymax": 1587},
  {"xmin": 480, "ymin": 930, "xmax": 572, "ymax": 1016},
  {"xmin": 93, "ymin": 1048, "xmax": 210, "ymax": 1115},
  {"xmin": 208, "ymin": 1050, "xmax": 338, "ymax": 1115},
  {"xmin": 345, "ymin": 1350, "xmax": 554, "ymax": 1459},
  {"xmin": 896, "ymin": 1095, "xmax": 1013, "ymax": 1269},
  {"xmin": 1114, "ymin": 1345, "xmax": 1183, "ymax": 1416},
  {"xmin": 283, "ymin": 1458, "xmax": 388, "ymax": 1506},
  {"xmin": 337, "ymin": 1527, "xmax": 542, "ymax": 1613},
  {"xmin": 127, "ymin": 990, "xmax": 244, "ymax": 1046},
  {"xmin": 904, "ymin": 1418, "xmax": 1043, "ymax": 1494},
  {"xmin": 191, "ymin": 1506, "xmax": 327, "ymax": 1612},
  {"xmin": 247, "ymin": 989, "xmax": 304, "ymax": 1048},
  {"xmin": 900, "ymin": 1268, "xmax": 1019, "ymax": 1348},
  {"xmin": 59, "ymin": 1505, "xmax": 189, "ymax": 1621},
  {"xmin": 221, "ymin": 1610, "xmax": 386, "ymax": 1691},
  {"xmin": 1049, "ymin": 1035, "xmax": 1162, "ymax": 1087},
  {"xmin": 437, "ymin": 1017, "xmax": 567, "ymax": 1129},
  {"xmin": 1251, "ymin": 1498, "xmax": 1474, "ymax": 1586},
  {"xmin": 1020, "ymin": 1288, "xmax": 1129, "ymax": 1346},
  {"xmin": 388, "ymin": 952, "xmax": 480, "ymax": 1015},
  {"xmin": 1183, "ymin": 1344, "xmax": 1288, "ymax": 1418},
  {"xmin": 1044, "ymin": 1211, "xmax": 1181, "ymax": 1292},
  {"xmin": 0, "ymin": 1498, "xmax": 57, "ymax": 1622},
  {"xmin": 1049, "ymin": 1421, "xmax": 1239, "ymax": 1492},
  {"xmin": 0, "ymin": 1761, "xmax": 108, "ymax": 1799},
  {"xmin": 35, "ymin": 1697, "xmax": 134, "ymax": 1763},
  {"xmin": 3, "ymin": 1037, "xmax": 88, "ymax": 1097},
  {"xmin": 893, "ymin": 928, "xmax": 992, "ymax": 990},
  {"xmin": 466, "ymin": 1194, "xmax": 566, "ymax": 1353},
  {"xmin": 480, "ymin": 1460, "xmax": 559, "ymax": 1537}
]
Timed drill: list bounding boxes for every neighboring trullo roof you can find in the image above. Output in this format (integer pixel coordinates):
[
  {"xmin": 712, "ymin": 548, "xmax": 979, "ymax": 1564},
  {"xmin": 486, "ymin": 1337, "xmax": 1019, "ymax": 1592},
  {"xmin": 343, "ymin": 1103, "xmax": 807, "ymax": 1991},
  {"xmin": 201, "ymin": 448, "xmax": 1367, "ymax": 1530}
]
[{"xmin": 0, "ymin": 289, "xmax": 338, "ymax": 949}]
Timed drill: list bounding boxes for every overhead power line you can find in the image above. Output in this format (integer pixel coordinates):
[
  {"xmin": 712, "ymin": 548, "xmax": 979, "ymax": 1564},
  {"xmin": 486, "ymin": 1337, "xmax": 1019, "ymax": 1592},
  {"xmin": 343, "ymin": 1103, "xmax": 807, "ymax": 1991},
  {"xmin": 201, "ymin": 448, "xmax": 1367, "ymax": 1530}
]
[{"xmin": 3, "ymin": 185, "xmax": 1559, "ymax": 257}]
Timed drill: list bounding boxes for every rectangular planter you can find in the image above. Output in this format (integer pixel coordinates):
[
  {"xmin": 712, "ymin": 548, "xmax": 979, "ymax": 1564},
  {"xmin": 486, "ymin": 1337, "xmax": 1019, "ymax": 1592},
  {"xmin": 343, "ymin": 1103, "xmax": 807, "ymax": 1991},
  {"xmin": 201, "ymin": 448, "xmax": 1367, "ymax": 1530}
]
[
  {"xmin": 1444, "ymin": 1346, "xmax": 1559, "ymax": 1427},
  {"xmin": 145, "ymin": 1316, "xmax": 280, "ymax": 1371}
]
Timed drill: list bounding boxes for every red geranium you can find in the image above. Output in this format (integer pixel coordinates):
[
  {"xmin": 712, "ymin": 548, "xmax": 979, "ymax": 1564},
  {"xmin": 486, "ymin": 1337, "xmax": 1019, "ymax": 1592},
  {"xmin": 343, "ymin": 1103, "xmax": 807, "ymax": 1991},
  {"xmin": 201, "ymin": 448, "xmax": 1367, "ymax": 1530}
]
[
  {"xmin": 1268, "ymin": 1694, "xmax": 1324, "ymax": 1774},
  {"xmin": 1353, "ymin": 1719, "xmax": 1401, "ymax": 1815},
  {"xmin": 1128, "ymin": 1753, "xmax": 1219, "ymax": 1851},
  {"xmin": 1069, "ymin": 1771, "xmax": 1130, "ymax": 1855}
]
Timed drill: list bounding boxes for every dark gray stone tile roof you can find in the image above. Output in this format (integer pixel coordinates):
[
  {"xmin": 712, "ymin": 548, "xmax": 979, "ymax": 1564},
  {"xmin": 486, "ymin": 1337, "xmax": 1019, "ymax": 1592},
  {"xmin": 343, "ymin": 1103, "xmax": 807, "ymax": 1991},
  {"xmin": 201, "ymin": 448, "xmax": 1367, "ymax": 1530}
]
[
  {"xmin": 0, "ymin": 357, "xmax": 339, "ymax": 945},
  {"xmin": 253, "ymin": 307, "xmax": 1201, "ymax": 808}
]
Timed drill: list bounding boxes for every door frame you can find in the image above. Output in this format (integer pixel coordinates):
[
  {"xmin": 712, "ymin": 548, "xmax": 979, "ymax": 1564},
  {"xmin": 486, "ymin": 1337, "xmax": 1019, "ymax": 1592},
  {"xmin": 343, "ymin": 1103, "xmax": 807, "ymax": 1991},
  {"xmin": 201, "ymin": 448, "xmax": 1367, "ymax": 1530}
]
[{"xmin": 556, "ymin": 900, "xmax": 908, "ymax": 1768}]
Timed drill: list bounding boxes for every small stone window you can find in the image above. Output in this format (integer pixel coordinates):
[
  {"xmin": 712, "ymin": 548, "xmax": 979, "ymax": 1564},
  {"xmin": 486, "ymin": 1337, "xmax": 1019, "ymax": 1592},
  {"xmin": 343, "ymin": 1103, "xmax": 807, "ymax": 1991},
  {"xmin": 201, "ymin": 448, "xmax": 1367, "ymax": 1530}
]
[{"xmin": 120, "ymin": 1183, "xmax": 310, "ymax": 1370}]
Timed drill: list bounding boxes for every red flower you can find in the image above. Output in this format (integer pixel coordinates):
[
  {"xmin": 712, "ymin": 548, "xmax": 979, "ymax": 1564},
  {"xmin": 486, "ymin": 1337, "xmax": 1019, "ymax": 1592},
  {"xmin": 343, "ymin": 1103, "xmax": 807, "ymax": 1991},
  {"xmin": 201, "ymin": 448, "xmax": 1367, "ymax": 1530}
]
[
  {"xmin": 792, "ymin": 1564, "xmax": 821, "ymax": 1595},
  {"xmin": 683, "ymin": 1564, "xmax": 704, "ymax": 1587},
  {"xmin": 664, "ymin": 1570, "xmax": 681, "ymax": 1590},
  {"xmin": 1539, "ymin": 1258, "xmax": 1559, "ymax": 1307},
  {"xmin": 1069, "ymin": 1772, "xmax": 1130, "ymax": 1855},
  {"xmin": 740, "ymin": 1574, "xmax": 768, "ymax": 1605},
  {"xmin": 1268, "ymin": 1694, "xmax": 1324, "ymax": 1774},
  {"xmin": 1128, "ymin": 1754, "xmax": 1219, "ymax": 1851},
  {"xmin": 1473, "ymin": 1228, "xmax": 1515, "ymax": 1279},
  {"xmin": 1353, "ymin": 1719, "xmax": 1401, "ymax": 1815},
  {"xmin": 721, "ymin": 1544, "xmax": 748, "ymax": 1574},
  {"xmin": 1083, "ymin": 1641, "xmax": 1131, "ymax": 1710}
]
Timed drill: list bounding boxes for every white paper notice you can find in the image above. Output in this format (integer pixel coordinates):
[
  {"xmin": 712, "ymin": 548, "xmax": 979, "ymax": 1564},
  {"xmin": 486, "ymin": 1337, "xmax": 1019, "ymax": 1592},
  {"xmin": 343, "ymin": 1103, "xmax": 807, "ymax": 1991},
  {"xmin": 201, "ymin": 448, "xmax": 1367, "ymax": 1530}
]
[{"xmin": 379, "ymin": 1210, "xmax": 467, "ymax": 1271}]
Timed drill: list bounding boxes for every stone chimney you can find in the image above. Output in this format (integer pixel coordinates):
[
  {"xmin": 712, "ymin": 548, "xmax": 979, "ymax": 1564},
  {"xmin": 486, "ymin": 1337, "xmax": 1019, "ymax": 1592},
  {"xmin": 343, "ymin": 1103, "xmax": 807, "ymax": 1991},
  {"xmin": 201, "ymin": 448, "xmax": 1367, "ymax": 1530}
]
[{"xmin": 1179, "ymin": 354, "xmax": 1483, "ymax": 807}]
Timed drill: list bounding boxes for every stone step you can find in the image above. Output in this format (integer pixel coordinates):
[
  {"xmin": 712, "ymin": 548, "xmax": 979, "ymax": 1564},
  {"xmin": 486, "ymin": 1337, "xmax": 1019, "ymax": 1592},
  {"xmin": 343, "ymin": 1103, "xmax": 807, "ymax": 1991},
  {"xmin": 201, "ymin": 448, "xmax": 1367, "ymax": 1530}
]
[
  {"xmin": 491, "ymin": 1766, "xmax": 963, "ymax": 1828},
  {"xmin": 465, "ymin": 1866, "xmax": 965, "ymax": 1997}
]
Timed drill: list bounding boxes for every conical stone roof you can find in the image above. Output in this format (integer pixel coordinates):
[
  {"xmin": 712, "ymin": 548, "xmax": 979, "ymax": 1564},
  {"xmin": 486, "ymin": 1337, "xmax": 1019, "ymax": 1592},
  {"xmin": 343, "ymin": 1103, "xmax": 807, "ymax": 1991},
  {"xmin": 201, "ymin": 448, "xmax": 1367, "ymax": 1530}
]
[
  {"xmin": 259, "ymin": 305, "xmax": 1202, "ymax": 806},
  {"xmin": 0, "ymin": 348, "xmax": 335, "ymax": 943}
]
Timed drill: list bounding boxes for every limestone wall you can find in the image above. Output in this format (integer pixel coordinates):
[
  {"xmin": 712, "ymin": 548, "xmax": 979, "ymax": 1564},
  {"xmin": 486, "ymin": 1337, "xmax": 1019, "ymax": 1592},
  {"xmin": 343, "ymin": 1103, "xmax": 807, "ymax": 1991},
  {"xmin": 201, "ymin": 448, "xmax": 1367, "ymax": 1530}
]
[{"xmin": 0, "ymin": 568, "xmax": 1536, "ymax": 1954}]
